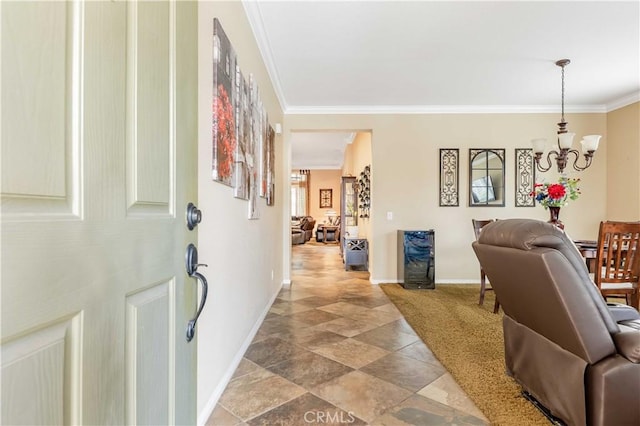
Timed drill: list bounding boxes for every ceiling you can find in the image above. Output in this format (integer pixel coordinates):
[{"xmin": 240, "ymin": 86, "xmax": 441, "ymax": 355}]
[{"xmin": 243, "ymin": 1, "xmax": 640, "ymax": 168}]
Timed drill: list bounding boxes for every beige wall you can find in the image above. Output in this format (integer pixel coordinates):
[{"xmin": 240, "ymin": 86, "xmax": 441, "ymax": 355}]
[
  {"xmin": 343, "ymin": 132, "xmax": 373, "ymax": 239},
  {"xmin": 284, "ymin": 113, "xmax": 608, "ymax": 283},
  {"xmin": 197, "ymin": 2, "xmax": 285, "ymax": 422},
  {"xmin": 308, "ymin": 169, "xmax": 342, "ymax": 227},
  {"xmin": 606, "ymin": 102, "xmax": 640, "ymax": 220}
]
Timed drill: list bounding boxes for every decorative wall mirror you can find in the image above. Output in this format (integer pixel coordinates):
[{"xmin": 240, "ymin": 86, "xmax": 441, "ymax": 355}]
[{"xmin": 469, "ymin": 149, "xmax": 505, "ymax": 207}]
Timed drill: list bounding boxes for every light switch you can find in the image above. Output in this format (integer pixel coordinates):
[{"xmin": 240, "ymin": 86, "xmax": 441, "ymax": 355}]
[{"xmin": 387, "ymin": 211, "xmax": 393, "ymax": 220}]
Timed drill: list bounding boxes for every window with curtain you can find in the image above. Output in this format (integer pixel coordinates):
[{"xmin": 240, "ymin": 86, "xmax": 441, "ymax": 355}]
[{"xmin": 291, "ymin": 171, "xmax": 309, "ymax": 217}]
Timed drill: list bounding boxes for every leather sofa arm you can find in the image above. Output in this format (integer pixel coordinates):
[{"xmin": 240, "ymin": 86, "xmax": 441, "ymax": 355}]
[
  {"xmin": 608, "ymin": 303, "xmax": 640, "ymax": 322},
  {"xmin": 613, "ymin": 325, "xmax": 640, "ymax": 363}
]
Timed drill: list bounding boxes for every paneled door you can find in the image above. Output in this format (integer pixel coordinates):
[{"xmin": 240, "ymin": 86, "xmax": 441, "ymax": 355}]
[{"xmin": 1, "ymin": 1, "xmax": 198, "ymax": 424}]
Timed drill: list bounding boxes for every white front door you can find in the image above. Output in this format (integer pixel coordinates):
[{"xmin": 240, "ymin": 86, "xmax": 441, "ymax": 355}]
[{"xmin": 1, "ymin": 1, "xmax": 198, "ymax": 424}]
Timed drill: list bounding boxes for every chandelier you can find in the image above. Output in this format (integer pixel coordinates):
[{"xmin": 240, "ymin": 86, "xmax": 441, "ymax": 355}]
[{"xmin": 532, "ymin": 59, "xmax": 601, "ymax": 173}]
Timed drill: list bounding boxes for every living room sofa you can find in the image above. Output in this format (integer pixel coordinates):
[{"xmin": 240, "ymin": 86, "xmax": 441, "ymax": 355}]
[
  {"xmin": 291, "ymin": 216, "xmax": 316, "ymax": 245},
  {"xmin": 472, "ymin": 219, "xmax": 640, "ymax": 426}
]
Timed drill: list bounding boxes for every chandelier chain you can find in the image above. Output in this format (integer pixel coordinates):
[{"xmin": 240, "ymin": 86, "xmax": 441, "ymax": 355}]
[{"xmin": 560, "ymin": 64, "xmax": 565, "ymax": 123}]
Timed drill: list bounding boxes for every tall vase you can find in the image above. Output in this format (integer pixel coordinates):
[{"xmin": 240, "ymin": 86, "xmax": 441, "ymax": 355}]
[{"xmin": 548, "ymin": 206, "xmax": 564, "ymax": 230}]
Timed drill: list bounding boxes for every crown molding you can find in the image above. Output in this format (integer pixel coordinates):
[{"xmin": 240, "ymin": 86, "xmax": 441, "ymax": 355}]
[
  {"xmin": 291, "ymin": 164, "xmax": 343, "ymax": 170},
  {"xmin": 283, "ymin": 104, "xmax": 608, "ymax": 115},
  {"xmin": 606, "ymin": 91, "xmax": 640, "ymax": 112},
  {"xmin": 242, "ymin": 1, "xmax": 288, "ymax": 112}
]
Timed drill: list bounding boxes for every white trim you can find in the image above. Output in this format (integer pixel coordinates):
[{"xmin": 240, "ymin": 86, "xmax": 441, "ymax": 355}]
[
  {"xmin": 372, "ymin": 279, "xmax": 481, "ymax": 285},
  {"xmin": 606, "ymin": 91, "xmax": 640, "ymax": 112},
  {"xmin": 242, "ymin": 1, "xmax": 287, "ymax": 112},
  {"xmin": 197, "ymin": 283, "xmax": 282, "ymax": 426},
  {"xmin": 370, "ymin": 279, "xmax": 401, "ymax": 285},
  {"xmin": 283, "ymin": 104, "xmax": 608, "ymax": 115},
  {"xmin": 436, "ymin": 279, "xmax": 482, "ymax": 284}
]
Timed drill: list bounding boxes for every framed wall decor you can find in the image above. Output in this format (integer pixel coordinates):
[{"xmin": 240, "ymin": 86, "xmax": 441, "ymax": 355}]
[
  {"xmin": 320, "ymin": 189, "xmax": 333, "ymax": 208},
  {"xmin": 439, "ymin": 149, "xmax": 459, "ymax": 206},
  {"xmin": 515, "ymin": 148, "xmax": 535, "ymax": 207},
  {"xmin": 266, "ymin": 126, "xmax": 275, "ymax": 206},
  {"xmin": 212, "ymin": 18, "xmax": 237, "ymax": 186},
  {"xmin": 233, "ymin": 68, "xmax": 250, "ymax": 200},
  {"xmin": 469, "ymin": 148, "xmax": 505, "ymax": 207},
  {"xmin": 247, "ymin": 74, "xmax": 261, "ymax": 220}
]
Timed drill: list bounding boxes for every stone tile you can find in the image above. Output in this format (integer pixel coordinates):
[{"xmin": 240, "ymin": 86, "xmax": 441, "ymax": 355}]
[
  {"xmin": 269, "ymin": 301, "xmax": 315, "ymax": 316},
  {"xmin": 214, "ymin": 243, "xmax": 490, "ymax": 425},
  {"xmin": 342, "ymin": 309, "xmax": 401, "ymax": 326},
  {"xmin": 311, "ymin": 317, "xmax": 379, "ymax": 337},
  {"xmin": 285, "ymin": 309, "xmax": 341, "ymax": 325},
  {"xmin": 312, "ymin": 370, "xmax": 413, "ymax": 423},
  {"xmin": 275, "ymin": 327, "xmax": 348, "ymax": 350},
  {"xmin": 369, "ymin": 394, "xmax": 488, "ymax": 425},
  {"xmin": 244, "ymin": 337, "xmax": 308, "ymax": 368},
  {"xmin": 396, "ymin": 340, "xmax": 442, "ymax": 366},
  {"xmin": 267, "ymin": 350, "xmax": 354, "ymax": 389},
  {"xmin": 360, "ymin": 352, "xmax": 447, "ymax": 392},
  {"xmin": 417, "ymin": 373, "xmax": 488, "ymax": 421},
  {"xmin": 219, "ymin": 370, "xmax": 306, "ymax": 421},
  {"xmin": 317, "ymin": 301, "xmax": 371, "ymax": 316},
  {"xmin": 246, "ymin": 393, "xmax": 367, "ymax": 425},
  {"xmin": 256, "ymin": 316, "xmax": 311, "ymax": 336},
  {"xmin": 231, "ymin": 358, "xmax": 263, "ymax": 380},
  {"xmin": 377, "ymin": 318, "xmax": 418, "ymax": 335},
  {"xmin": 343, "ymin": 295, "xmax": 392, "ymax": 308},
  {"xmin": 277, "ymin": 288, "xmax": 316, "ymax": 301},
  {"xmin": 372, "ymin": 303, "xmax": 402, "ymax": 314},
  {"xmin": 206, "ymin": 404, "xmax": 245, "ymax": 426},
  {"xmin": 352, "ymin": 324, "xmax": 420, "ymax": 351},
  {"xmin": 296, "ymin": 296, "xmax": 343, "ymax": 308},
  {"xmin": 312, "ymin": 338, "xmax": 389, "ymax": 369}
]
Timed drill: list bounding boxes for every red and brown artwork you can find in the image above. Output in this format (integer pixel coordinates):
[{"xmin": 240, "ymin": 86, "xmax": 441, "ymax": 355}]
[{"xmin": 212, "ymin": 18, "xmax": 237, "ymax": 186}]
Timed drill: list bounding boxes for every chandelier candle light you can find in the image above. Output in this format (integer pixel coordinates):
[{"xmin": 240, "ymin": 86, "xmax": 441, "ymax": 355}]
[{"xmin": 532, "ymin": 59, "xmax": 601, "ymax": 174}]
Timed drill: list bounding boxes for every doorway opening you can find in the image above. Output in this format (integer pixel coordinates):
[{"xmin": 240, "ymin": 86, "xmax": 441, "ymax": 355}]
[{"xmin": 289, "ymin": 130, "xmax": 373, "ymax": 277}]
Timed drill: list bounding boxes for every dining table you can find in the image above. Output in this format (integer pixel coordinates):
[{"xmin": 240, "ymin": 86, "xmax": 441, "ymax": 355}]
[{"xmin": 574, "ymin": 239, "xmax": 598, "ymax": 272}]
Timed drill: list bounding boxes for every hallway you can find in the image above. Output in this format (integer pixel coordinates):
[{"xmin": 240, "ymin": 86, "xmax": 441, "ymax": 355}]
[{"xmin": 207, "ymin": 242, "xmax": 488, "ymax": 425}]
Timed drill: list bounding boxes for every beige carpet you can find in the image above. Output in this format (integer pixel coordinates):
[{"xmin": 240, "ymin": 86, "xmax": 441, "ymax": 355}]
[{"xmin": 380, "ymin": 283, "xmax": 550, "ymax": 426}]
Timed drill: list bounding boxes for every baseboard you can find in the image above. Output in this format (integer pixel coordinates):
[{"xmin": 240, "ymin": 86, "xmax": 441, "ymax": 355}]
[
  {"xmin": 197, "ymin": 282, "xmax": 283, "ymax": 426},
  {"xmin": 370, "ymin": 279, "xmax": 480, "ymax": 285},
  {"xmin": 436, "ymin": 279, "xmax": 481, "ymax": 284},
  {"xmin": 370, "ymin": 279, "xmax": 400, "ymax": 285}
]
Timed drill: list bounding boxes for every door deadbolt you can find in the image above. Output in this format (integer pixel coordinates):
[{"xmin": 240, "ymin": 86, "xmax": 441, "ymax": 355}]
[{"xmin": 186, "ymin": 202, "xmax": 202, "ymax": 230}]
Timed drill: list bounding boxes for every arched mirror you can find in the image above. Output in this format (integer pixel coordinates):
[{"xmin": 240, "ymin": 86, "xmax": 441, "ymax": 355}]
[{"xmin": 469, "ymin": 149, "xmax": 505, "ymax": 207}]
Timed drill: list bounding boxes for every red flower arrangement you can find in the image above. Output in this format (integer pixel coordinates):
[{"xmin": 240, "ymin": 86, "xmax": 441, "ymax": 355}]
[{"xmin": 531, "ymin": 177, "xmax": 581, "ymax": 208}]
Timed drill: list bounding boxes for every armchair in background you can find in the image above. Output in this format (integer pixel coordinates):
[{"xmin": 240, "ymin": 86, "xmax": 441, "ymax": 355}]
[
  {"xmin": 299, "ymin": 216, "xmax": 316, "ymax": 242},
  {"xmin": 291, "ymin": 216, "xmax": 316, "ymax": 245}
]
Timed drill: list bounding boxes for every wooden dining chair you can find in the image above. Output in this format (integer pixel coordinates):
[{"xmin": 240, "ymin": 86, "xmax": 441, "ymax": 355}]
[
  {"xmin": 472, "ymin": 219, "xmax": 500, "ymax": 313},
  {"xmin": 593, "ymin": 221, "xmax": 640, "ymax": 310}
]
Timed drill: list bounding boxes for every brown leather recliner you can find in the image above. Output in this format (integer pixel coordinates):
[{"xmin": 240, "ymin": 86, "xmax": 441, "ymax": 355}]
[
  {"xmin": 299, "ymin": 216, "xmax": 316, "ymax": 242},
  {"xmin": 472, "ymin": 219, "xmax": 640, "ymax": 426}
]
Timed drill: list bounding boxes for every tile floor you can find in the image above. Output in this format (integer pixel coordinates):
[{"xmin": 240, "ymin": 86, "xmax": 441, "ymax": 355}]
[{"xmin": 207, "ymin": 241, "xmax": 488, "ymax": 425}]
